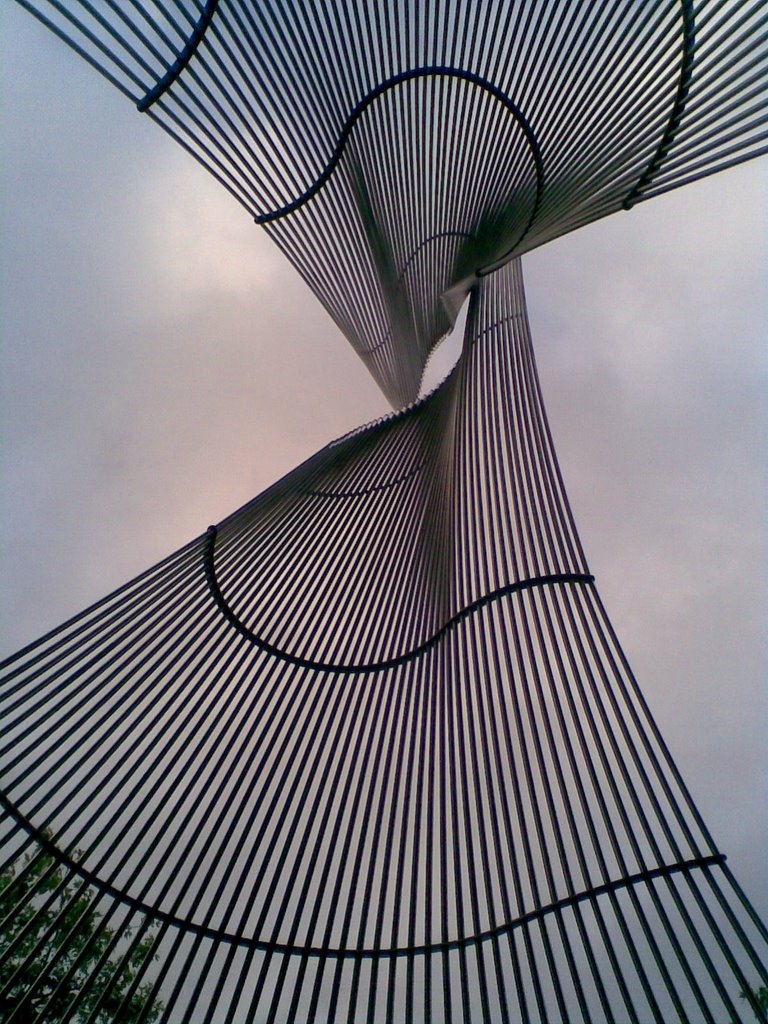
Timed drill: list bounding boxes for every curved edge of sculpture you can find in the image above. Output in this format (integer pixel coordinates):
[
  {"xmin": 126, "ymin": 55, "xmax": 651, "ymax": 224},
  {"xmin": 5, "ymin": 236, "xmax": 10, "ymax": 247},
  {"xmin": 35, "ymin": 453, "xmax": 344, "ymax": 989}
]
[
  {"xmin": 302, "ymin": 459, "xmax": 426, "ymax": 499},
  {"xmin": 623, "ymin": 0, "xmax": 696, "ymax": 209},
  {"xmin": 0, "ymin": 790, "xmax": 727, "ymax": 961},
  {"xmin": 204, "ymin": 521, "xmax": 595, "ymax": 674},
  {"xmin": 137, "ymin": 0, "xmax": 220, "ymax": 112},
  {"xmin": 249, "ymin": 66, "xmax": 544, "ymax": 250}
]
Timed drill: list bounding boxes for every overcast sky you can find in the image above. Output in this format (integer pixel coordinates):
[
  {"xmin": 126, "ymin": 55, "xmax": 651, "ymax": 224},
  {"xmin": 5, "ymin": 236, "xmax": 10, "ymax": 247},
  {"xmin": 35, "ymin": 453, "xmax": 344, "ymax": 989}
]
[{"xmin": 2, "ymin": 4, "xmax": 766, "ymax": 926}]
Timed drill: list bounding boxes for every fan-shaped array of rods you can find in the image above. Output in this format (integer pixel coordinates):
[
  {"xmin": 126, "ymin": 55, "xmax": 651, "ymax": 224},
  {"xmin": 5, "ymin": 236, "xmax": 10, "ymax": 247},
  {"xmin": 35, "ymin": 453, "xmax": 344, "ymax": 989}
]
[
  {"xmin": 5, "ymin": 2, "xmax": 768, "ymax": 1022},
  {"xmin": 18, "ymin": 0, "xmax": 768, "ymax": 404},
  {"xmin": 2, "ymin": 261, "xmax": 767, "ymax": 1022}
]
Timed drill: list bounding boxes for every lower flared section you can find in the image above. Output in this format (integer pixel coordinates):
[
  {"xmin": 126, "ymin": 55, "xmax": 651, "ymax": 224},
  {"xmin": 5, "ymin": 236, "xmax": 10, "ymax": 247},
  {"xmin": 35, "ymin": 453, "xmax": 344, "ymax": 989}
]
[{"xmin": 1, "ymin": 263, "xmax": 765, "ymax": 1022}]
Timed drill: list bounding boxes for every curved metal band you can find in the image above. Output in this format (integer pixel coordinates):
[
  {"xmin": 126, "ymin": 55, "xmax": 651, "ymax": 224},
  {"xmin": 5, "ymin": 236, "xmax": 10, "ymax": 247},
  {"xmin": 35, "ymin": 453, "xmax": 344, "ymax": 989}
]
[
  {"xmin": 252, "ymin": 65, "xmax": 544, "ymax": 249},
  {"xmin": 397, "ymin": 230, "xmax": 475, "ymax": 282},
  {"xmin": 303, "ymin": 460, "xmax": 425, "ymax": 499},
  {"xmin": 623, "ymin": 0, "xmax": 696, "ymax": 209},
  {"xmin": 137, "ymin": 0, "xmax": 219, "ymax": 112},
  {"xmin": 0, "ymin": 794, "xmax": 725, "ymax": 961},
  {"xmin": 356, "ymin": 230, "xmax": 473, "ymax": 360},
  {"xmin": 204, "ymin": 524, "xmax": 593, "ymax": 675}
]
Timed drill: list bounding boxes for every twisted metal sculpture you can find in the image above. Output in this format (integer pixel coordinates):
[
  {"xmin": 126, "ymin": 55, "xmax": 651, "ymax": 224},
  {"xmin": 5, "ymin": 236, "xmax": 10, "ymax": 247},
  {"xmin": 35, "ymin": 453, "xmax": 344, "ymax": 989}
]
[
  {"xmin": 16, "ymin": 1, "xmax": 768, "ymax": 404},
  {"xmin": 3, "ymin": 2, "xmax": 768, "ymax": 1021}
]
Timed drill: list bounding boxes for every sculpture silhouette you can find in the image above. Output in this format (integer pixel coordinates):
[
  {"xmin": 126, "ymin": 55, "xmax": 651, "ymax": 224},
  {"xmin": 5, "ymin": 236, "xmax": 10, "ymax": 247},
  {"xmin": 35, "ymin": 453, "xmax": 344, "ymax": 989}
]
[{"xmin": 2, "ymin": 2, "xmax": 767, "ymax": 1021}]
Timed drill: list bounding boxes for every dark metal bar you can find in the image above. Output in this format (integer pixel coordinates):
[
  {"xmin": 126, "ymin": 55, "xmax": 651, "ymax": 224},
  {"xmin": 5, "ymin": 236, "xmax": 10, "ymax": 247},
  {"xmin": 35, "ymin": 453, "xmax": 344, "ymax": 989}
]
[{"xmin": 137, "ymin": 0, "xmax": 219, "ymax": 111}]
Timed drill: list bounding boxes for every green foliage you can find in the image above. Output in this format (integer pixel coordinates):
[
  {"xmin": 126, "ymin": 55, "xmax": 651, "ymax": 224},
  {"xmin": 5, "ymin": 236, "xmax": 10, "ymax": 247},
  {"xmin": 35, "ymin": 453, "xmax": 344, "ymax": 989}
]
[
  {"xmin": 0, "ymin": 841, "xmax": 162, "ymax": 1023},
  {"xmin": 741, "ymin": 985, "xmax": 768, "ymax": 1021}
]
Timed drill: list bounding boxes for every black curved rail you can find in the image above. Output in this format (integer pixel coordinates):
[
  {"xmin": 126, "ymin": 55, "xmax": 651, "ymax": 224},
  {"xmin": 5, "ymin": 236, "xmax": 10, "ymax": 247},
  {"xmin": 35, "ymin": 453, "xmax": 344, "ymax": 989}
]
[
  {"xmin": 252, "ymin": 65, "xmax": 544, "ymax": 241},
  {"xmin": 137, "ymin": 0, "xmax": 219, "ymax": 112},
  {"xmin": 0, "ymin": 791, "xmax": 726, "ymax": 962},
  {"xmin": 623, "ymin": 0, "xmax": 696, "ymax": 209},
  {"xmin": 396, "ymin": 230, "xmax": 475, "ymax": 282},
  {"xmin": 302, "ymin": 459, "xmax": 425, "ymax": 499},
  {"xmin": 204, "ymin": 523, "xmax": 594, "ymax": 675}
]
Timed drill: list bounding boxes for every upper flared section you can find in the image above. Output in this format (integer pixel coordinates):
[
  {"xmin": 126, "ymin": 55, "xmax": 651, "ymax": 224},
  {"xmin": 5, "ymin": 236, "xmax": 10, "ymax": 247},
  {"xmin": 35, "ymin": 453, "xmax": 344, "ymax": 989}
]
[{"xmin": 21, "ymin": 1, "xmax": 768, "ymax": 402}]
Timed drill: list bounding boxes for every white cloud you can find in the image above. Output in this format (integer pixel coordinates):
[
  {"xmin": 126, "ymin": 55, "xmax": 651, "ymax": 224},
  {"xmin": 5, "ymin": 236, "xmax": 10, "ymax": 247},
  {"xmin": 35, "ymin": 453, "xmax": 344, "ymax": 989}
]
[{"xmin": 142, "ymin": 159, "xmax": 283, "ymax": 304}]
